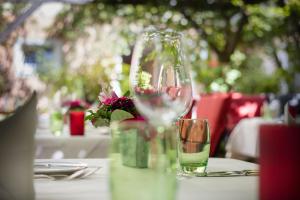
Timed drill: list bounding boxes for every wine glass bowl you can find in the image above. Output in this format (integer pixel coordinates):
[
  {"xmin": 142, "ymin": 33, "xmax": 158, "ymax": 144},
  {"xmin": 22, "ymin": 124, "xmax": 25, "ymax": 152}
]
[{"xmin": 130, "ymin": 29, "xmax": 192, "ymax": 126}]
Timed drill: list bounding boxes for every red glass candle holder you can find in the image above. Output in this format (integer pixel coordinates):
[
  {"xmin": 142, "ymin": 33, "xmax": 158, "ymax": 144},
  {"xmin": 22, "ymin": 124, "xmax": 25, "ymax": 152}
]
[
  {"xmin": 69, "ymin": 111, "xmax": 85, "ymax": 136},
  {"xmin": 259, "ymin": 124, "xmax": 300, "ymax": 200}
]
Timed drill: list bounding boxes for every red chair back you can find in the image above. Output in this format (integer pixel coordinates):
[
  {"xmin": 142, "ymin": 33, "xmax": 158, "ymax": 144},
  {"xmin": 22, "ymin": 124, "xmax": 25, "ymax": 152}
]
[
  {"xmin": 259, "ymin": 124, "xmax": 300, "ymax": 200},
  {"xmin": 196, "ymin": 93, "xmax": 230, "ymax": 156},
  {"xmin": 183, "ymin": 99, "xmax": 196, "ymax": 119},
  {"xmin": 226, "ymin": 93, "xmax": 265, "ymax": 130}
]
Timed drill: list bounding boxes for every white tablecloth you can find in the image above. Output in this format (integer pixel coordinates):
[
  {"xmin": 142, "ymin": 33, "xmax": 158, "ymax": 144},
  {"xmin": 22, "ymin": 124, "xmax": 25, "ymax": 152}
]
[
  {"xmin": 35, "ymin": 158, "xmax": 258, "ymax": 200},
  {"xmin": 35, "ymin": 127, "xmax": 110, "ymax": 159},
  {"xmin": 226, "ymin": 117, "xmax": 278, "ymax": 159}
]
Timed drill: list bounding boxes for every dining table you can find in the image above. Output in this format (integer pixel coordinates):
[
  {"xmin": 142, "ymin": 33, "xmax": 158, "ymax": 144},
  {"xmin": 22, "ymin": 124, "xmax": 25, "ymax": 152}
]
[
  {"xmin": 35, "ymin": 158, "xmax": 259, "ymax": 200},
  {"xmin": 35, "ymin": 126, "xmax": 110, "ymax": 159},
  {"xmin": 225, "ymin": 117, "xmax": 279, "ymax": 160}
]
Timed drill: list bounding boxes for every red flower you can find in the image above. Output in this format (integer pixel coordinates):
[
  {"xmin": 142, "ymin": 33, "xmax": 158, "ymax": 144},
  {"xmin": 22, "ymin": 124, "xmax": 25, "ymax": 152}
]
[
  {"xmin": 111, "ymin": 97, "xmax": 134, "ymax": 110},
  {"xmin": 99, "ymin": 91, "xmax": 119, "ymax": 106},
  {"xmin": 124, "ymin": 115, "xmax": 146, "ymax": 121}
]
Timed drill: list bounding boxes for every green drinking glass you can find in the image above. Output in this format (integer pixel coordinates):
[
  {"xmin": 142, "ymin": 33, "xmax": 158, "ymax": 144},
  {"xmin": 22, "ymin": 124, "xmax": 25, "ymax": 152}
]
[
  {"xmin": 177, "ymin": 118, "xmax": 210, "ymax": 176},
  {"xmin": 109, "ymin": 121, "xmax": 177, "ymax": 200},
  {"xmin": 50, "ymin": 111, "xmax": 63, "ymax": 136}
]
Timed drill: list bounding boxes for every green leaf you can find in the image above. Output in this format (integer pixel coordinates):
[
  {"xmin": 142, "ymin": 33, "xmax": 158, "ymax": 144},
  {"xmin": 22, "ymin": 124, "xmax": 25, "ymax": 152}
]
[
  {"xmin": 85, "ymin": 110, "xmax": 95, "ymax": 121},
  {"xmin": 94, "ymin": 118, "xmax": 110, "ymax": 127},
  {"xmin": 85, "ymin": 114, "xmax": 94, "ymax": 121},
  {"xmin": 123, "ymin": 90, "xmax": 130, "ymax": 97},
  {"xmin": 111, "ymin": 109, "xmax": 134, "ymax": 123}
]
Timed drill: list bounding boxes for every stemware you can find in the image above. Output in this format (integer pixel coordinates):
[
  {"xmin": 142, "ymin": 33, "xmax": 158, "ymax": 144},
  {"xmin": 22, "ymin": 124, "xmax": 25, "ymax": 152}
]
[
  {"xmin": 130, "ymin": 28, "xmax": 193, "ymax": 127},
  {"xmin": 129, "ymin": 28, "xmax": 194, "ymax": 181}
]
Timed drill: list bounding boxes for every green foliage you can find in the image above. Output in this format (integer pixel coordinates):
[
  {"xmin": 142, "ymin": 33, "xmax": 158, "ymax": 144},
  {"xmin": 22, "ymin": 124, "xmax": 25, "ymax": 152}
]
[
  {"xmin": 137, "ymin": 71, "xmax": 152, "ymax": 90},
  {"xmin": 85, "ymin": 105, "xmax": 111, "ymax": 127},
  {"xmin": 111, "ymin": 109, "xmax": 134, "ymax": 123},
  {"xmin": 39, "ymin": 62, "xmax": 110, "ymax": 103},
  {"xmin": 0, "ymin": 3, "xmax": 26, "ymax": 31},
  {"xmin": 118, "ymin": 63, "xmax": 131, "ymax": 94},
  {"xmin": 234, "ymin": 55, "xmax": 280, "ymax": 94},
  {"xmin": 122, "ymin": 90, "xmax": 130, "ymax": 97},
  {"xmin": 48, "ymin": 0, "xmax": 300, "ymax": 94}
]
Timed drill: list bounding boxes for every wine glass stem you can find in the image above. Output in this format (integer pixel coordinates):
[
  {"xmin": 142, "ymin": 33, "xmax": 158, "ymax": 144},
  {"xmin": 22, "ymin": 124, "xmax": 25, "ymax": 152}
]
[{"xmin": 156, "ymin": 125, "xmax": 178, "ymax": 171}]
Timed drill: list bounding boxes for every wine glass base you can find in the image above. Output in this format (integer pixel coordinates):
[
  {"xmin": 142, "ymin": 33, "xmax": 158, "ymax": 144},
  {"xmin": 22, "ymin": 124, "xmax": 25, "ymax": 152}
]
[{"xmin": 176, "ymin": 166, "xmax": 207, "ymax": 178}]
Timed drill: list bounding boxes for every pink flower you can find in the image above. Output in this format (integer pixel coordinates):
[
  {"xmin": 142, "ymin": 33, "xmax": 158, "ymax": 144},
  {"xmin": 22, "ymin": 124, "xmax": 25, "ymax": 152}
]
[{"xmin": 99, "ymin": 91, "xmax": 119, "ymax": 105}]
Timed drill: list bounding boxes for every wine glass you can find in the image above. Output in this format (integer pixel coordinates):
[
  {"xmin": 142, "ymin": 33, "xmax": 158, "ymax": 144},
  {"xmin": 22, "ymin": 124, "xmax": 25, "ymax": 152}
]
[{"xmin": 130, "ymin": 28, "xmax": 193, "ymax": 127}]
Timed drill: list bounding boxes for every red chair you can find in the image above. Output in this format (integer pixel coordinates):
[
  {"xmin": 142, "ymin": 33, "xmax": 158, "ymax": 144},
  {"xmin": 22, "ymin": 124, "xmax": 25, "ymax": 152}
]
[
  {"xmin": 259, "ymin": 124, "xmax": 300, "ymax": 200},
  {"xmin": 226, "ymin": 93, "xmax": 265, "ymax": 130},
  {"xmin": 183, "ymin": 99, "xmax": 197, "ymax": 119},
  {"xmin": 196, "ymin": 93, "xmax": 231, "ymax": 156}
]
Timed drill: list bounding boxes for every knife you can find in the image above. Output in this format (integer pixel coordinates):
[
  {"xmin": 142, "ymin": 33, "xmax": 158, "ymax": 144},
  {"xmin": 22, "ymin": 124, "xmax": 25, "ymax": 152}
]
[
  {"xmin": 201, "ymin": 169, "xmax": 259, "ymax": 177},
  {"xmin": 34, "ymin": 162, "xmax": 87, "ymax": 168}
]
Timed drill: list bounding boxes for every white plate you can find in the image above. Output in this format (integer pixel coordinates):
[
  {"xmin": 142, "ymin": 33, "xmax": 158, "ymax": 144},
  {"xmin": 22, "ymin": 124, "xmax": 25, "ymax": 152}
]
[{"xmin": 34, "ymin": 161, "xmax": 87, "ymax": 175}]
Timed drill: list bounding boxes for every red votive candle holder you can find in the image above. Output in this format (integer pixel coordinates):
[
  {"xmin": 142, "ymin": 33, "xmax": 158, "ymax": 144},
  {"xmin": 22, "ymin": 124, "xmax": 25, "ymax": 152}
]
[
  {"xmin": 69, "ymin": 111, "xmax": 85, "ymax": 136},
  {"xmin": 259, "ymin": 124, "xmax": 300, "ymax": 200}
]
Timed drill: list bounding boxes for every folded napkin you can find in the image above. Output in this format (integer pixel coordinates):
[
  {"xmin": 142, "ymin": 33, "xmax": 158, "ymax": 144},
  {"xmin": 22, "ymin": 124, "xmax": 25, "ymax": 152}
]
[
  {"xmin": 0, "ymin": 93, "xmax": 37, "ymax": 200},
  {"xmin": 34, "ymin": 161, "xmax": 87, "ymax": 175},
  {"xmin": 33, "ymin": 162, "xmax": 100, "ymax": 180}
]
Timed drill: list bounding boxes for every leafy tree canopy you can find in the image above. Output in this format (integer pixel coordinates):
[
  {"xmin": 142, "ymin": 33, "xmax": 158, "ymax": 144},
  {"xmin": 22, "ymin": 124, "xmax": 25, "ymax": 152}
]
[{"xmin": 3, "ymin": 0, "xmax": 299, "ymax": 98}]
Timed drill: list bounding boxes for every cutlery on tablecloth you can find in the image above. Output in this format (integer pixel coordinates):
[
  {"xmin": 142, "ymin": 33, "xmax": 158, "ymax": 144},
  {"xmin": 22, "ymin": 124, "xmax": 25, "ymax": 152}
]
[
  {"xmin": 34, "ymin": 166, "xmax": 101, "ymax": 180},
  {"xmin": 79, "ymin": 167, "xmax": 101, "ymax": 179},
  {"xmin": 203, "ymin": 169, "xmax": 259, "ymax": 177},
  {"xmin": 34, "ymin": 161, "xmax": 101, "ymax": 180},
  {"xmin": 34, "ymin": 162, "xmax": 88, "ymax": 168},
  {"xmin": 64, "ymin": 167, "xmax": 101, "ymax": 180}
]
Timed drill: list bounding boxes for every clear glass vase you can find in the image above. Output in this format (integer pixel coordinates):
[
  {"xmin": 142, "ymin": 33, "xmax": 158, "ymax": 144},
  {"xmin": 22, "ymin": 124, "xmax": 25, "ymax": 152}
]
[{"xmin": 109, "ymin": 121, "xmax": 177, "ymax": 200}]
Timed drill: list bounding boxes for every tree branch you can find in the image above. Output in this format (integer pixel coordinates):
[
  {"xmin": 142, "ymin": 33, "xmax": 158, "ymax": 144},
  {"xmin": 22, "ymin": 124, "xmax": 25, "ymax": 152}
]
[
  {"xmin": 272, "ymin": 50, "xmax": 283, "ymax": 69},
  {"xmin": 0, "ymin": 0, "xmax": 93, "ymax": 44},
  {"xmin": 8, "ymin": 0, "xmax": 92, "ymax": 3},
  {"xmin": 0, "ymin": 1, "xmax": 43, "ymax": 44},
  {"xmin": 180, "ymin": 8, "xmax": 222, "ymax": 56},
  {"xmin": 222, "ymin": 11, "xmax": 248, "ymax": 61},
  {"xmin": 271, "ymin": 41, "xmax": 283, "ymax": 69}
]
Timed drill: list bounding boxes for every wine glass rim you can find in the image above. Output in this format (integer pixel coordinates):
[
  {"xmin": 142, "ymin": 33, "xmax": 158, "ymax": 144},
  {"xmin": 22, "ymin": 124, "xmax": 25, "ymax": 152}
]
[{"xmin": 142, "ymin": 28, "xmax": 182, "ymax": 39}]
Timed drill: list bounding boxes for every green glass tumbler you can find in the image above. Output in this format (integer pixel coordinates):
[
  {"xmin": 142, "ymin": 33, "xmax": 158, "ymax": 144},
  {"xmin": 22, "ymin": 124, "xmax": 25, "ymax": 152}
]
[
  {"xmin": 50, "ymin": 111, "xmax": 63, "ymax": 136},
  {"xmin": 178, "ymin": 119, "xmax": 210, "ymax": 175},
  {"xmin": 110, "ymin": 121, "xmax": 177, "ymax": 200}
]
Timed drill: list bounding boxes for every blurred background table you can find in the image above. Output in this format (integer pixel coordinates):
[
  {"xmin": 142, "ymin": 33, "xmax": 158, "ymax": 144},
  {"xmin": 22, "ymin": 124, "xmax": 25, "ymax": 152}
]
[
  {"xmin": 225, "ymin": 117, "xmax": 279, "ymax": 161},
  {"xmin": 35, "ymin": 127, "xmax": 110, "ymax": 159}
]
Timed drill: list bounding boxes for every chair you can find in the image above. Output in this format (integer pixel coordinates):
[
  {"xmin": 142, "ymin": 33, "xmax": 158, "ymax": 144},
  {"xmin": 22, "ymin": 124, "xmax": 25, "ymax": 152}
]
[
  {"xmin": 0, "ymin": 92, "xmax": 37, "ymax": 200},
  {"xmin": 226, "ymin": 93, "xmax": 265, "ymax": 131},
  {"xmin": 196, "ymin": 93, "xmax": 231, "ymax": 156},
  {"xmin": 183, "ymin": 99, "xmax": 196, "ymax": 119},
  {"xmin": 259, "ymin": 124, "xmax": 300, "ymax": 200}
]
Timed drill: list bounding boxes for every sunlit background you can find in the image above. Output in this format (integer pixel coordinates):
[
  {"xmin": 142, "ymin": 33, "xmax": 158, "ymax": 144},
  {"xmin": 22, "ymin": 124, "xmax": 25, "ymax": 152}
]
[
  {"xmin": 1, "ymin": 3, "xmax": 300, "ymax": 199},
  {"xmin": 1, "ymin": 0, "xmax": 299, "ymax": 117}
]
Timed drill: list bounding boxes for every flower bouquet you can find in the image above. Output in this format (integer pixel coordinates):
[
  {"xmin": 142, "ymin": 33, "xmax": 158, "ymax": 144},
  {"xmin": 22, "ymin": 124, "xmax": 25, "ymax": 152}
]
[
  {"xmin": 86, "ymin": 91, "xmax": 143, "ymax": 127},
  {"xmin": 86, "ymin": 90, "xmax": 149, "ymax": 168}
]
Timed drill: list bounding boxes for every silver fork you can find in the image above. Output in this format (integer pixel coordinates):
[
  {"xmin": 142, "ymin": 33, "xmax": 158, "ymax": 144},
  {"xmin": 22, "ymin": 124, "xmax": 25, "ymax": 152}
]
[
  {"xmin": 79, "ymin": 167, "xmax": 101, "ymax": 179},
  {"xmin": 34, "ymin": 170, "xmax": 85, "ymax": 180},
  {"xmin": 34, "ymin": 167, "xmax": 101, "ymax": 180},
  {"xmin": 64, "ymin": 167, "xmax": 101, "ymax": 180}
]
